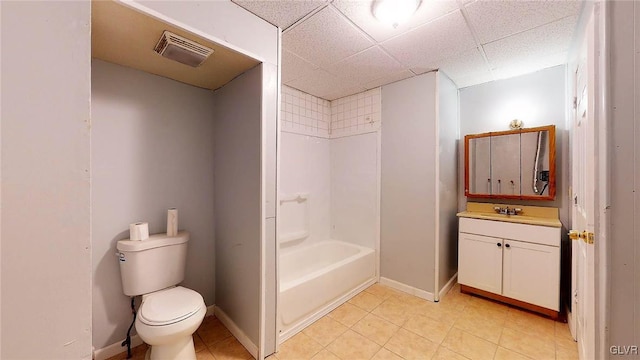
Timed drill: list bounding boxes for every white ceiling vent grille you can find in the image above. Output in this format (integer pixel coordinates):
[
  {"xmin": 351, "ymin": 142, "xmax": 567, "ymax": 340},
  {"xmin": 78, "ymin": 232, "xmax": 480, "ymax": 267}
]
[{"xmin": 153, "ymin": 31, "xmax": 214, "ymax": 67}]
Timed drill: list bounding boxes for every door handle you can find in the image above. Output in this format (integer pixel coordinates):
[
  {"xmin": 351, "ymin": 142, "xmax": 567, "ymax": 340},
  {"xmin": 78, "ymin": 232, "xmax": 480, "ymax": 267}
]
[{"xmin": 568, "ymin": 230, "xmax": 594, "ymax": 244}]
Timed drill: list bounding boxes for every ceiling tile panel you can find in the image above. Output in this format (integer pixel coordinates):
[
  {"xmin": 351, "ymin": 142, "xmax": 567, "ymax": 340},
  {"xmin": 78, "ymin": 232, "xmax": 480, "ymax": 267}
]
[
  {"xmin": 282, "ymin": 50, "xmax": 318, "ymax": 83},
  {"xmin": 465, "ymin": 0, "xmax": 582, "ymax": 44},
  {"xmin": 285, "ymin": 68, "xmax": 365, "ymax": 100},
  {"xmin": 380, "ymin": 10, "xmax": 476, "ymax": 69},
  {"xmin": 332, "ymin": 0, "xmax": 459, "ymax": 43},
  {"xmin": 483, "ymin": 15, "xmax": 578, "ymax": 69},
  {"xmin": 437, "ymin": 47, "xmax": 490, "ymax": 78},
  {"xmin": 231, "ymin": 0, "xmax": 327, "ymax": 29},
  {"xmin": 364, "ymin": 70, "xmax": 415, "ymax": 89},
  {"xmin": 451, "ymin": 71, "xmax": 495, "ymax": 89},
  {"xmin": 491, "ymin": 53, "xmax": 567, "ymax": 81},
  {"xmin": 325, "ymin": 46, "xmax": 405, "ymax": 84},
  {"xmin": 283, "ymin": 6, "xmax": 374, "ymax": 67}
]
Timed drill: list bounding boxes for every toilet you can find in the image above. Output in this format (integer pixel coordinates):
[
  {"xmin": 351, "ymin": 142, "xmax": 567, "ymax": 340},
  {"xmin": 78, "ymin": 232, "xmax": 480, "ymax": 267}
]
[{"xmin": 117, "ymin": 232, "xmax": 206, "ymax": 360}]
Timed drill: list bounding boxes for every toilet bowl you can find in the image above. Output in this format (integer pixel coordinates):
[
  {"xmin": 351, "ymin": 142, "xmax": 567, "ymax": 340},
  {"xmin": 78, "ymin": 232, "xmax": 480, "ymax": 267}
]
[{"xmin": 135, "ymin": 286, "xmax": 206, "ymax": 360}]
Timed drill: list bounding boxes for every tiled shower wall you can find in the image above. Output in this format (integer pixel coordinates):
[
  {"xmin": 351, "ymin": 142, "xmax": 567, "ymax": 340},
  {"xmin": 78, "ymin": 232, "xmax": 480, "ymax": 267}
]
[{"xmin": 281, "ymin": 85, "xmax": 381, "ymax": 138}]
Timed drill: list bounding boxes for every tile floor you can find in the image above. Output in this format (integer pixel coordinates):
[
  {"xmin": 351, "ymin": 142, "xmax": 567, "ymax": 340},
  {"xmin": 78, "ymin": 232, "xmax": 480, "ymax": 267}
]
[{"xmin": 110, "ymin": 283, "xmax": 578, "ymax": 360}]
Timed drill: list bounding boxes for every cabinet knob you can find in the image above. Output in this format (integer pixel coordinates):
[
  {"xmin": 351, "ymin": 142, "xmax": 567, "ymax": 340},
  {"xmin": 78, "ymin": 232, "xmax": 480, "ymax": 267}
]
[
  {"xmin": 497, "ymin": 243, "xmax": 502, "ymax": 247},
  {"xmin": 505, "ymin": 243, "xmax": 511, "ymax": 248}
]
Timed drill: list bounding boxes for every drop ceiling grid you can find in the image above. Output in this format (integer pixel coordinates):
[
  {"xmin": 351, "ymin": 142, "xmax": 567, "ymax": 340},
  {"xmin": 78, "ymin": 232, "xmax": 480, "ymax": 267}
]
[{"xmin": 236, "ymin": 0, "xmax": 584, "ymax": 100}]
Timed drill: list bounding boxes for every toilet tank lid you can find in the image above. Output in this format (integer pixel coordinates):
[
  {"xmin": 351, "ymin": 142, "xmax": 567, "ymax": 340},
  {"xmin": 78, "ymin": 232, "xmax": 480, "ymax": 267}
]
[{"xmin": 117, "ymin": 231, "xmax": 189, "ymax": 252}]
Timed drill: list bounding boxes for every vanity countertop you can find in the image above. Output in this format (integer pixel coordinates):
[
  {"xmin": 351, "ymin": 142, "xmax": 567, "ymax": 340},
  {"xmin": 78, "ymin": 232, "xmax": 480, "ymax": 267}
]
[{"xmin": 457, "ymin": 202, "xmax": 562, "ymax": 228}]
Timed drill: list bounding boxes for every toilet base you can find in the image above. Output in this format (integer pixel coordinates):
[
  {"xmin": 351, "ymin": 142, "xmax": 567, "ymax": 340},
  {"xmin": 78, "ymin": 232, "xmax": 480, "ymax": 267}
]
[{"xmin": 144, "ymin": 336, "xmax": 196, "ymax": 360}]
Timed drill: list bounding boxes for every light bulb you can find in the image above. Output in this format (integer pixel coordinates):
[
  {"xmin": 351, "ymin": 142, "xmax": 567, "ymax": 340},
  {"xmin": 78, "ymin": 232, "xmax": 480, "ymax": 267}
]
[{"xmin": 373, "ymin": 0, "xmax": 421, "ymax": 28}]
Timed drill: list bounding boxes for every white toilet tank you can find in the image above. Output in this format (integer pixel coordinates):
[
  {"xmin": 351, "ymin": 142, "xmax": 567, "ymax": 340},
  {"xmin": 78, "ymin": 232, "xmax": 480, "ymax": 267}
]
[{"xmin": 117, "ymin": 232, "xmax": 190, "ymax": 296}]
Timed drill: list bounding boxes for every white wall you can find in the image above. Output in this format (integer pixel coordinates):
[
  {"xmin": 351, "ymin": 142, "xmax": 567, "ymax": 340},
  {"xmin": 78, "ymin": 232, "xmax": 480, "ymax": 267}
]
[
  {"xmin": 213, "ymin": 65, "xmax": 263, "ymax": 347},
  {"xmin": 380, "ymin": 73, "xmax": 437, "ymax": 293},
  {"xmin": 609, "ymin": 0, "xmax": 640, "ymax": 352},
  {"xmin": 330, "ymin": 133, "xmax": 378, "ymax": 249},
  {"xmin": 437, "ymin": 72, "xmax": 460, "ymax": 294},
  {"xmin": 458, "ymin": 65, "xmax": 569, "ymax": 227},
  {"xmin": 279, "ymin": 133, "xmax": 331, "ymax": 248},
  {"xmin": 91, "ymin": 60, "xmax": 216, "ymax": 349},
  {"xmin": 1, "ymin": 1, "xmax": 92, "ymax": 358}
]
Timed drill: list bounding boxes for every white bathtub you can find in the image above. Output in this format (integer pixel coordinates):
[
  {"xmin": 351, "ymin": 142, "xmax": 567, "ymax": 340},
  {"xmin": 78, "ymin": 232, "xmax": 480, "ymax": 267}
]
[{"xmin": 279, "ymin": 240, "xmax": 376, "ymax": 340}]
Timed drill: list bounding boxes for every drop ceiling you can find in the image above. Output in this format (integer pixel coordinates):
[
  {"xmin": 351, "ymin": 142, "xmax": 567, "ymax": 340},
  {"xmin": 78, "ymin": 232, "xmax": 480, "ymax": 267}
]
[
  {"xmin": 92, "ymin": 1, "xmax": 259, "ymax": 91},
  {"xmin": 232, "ymin": 0, "xmax": 583, "ymax": 100}
]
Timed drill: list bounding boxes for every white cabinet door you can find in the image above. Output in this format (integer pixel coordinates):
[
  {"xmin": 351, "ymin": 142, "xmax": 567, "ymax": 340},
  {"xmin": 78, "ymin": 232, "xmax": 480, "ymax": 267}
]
[
  {"xmin": 458, "ymin": 232, "xmax": 503, "ymax": 294},
  {"xmin": 502, "ymin": 240, "xmax": 560, "ymax": 311}
]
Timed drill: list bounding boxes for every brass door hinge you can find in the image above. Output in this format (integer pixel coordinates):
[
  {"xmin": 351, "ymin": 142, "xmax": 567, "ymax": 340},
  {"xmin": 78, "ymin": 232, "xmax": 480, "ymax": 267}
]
[{"xmin": 568, "ymin": 230, "xmax": 594, "ymax": 244}]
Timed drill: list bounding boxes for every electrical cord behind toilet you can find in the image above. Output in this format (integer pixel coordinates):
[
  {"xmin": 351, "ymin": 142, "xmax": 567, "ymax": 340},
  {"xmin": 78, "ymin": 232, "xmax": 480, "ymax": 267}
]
[{"xmin": 121, "ymin": 297, "xmax": 137, "ymax": 359}]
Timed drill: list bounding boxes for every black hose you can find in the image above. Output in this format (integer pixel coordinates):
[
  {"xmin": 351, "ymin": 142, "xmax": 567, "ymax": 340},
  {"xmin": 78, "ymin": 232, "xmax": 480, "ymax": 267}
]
[{"xmin": 121, "ymin": 297, "xmax": 137, "ymax": 359}]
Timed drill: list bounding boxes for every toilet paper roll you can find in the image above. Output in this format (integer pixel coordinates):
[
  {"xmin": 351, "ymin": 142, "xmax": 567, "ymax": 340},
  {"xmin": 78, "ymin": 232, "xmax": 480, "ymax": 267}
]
[
  {"xmin": 167, "ymin": 208, "xmax": 178, "ymax": 237},
  {"xmin": 129, "ymin": 222, "xmax": 149, "ymax": 241}
]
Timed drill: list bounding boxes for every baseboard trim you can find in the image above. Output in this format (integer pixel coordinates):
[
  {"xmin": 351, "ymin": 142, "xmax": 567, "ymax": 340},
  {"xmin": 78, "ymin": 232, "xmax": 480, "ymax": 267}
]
[
  {"xmin": 379, "ymin": 277, "xmax": 435, "ymax": 302},
  {"xmin": 438, "ymin": 273, "xmax": 458, "ymax": 301},
  {"xmin": 214, "ymin": 306, "xmax": 259, "ymax": 359},
  {"xmin": 93, "ymin": 334, "xmax": 144, "ymax": 360}
]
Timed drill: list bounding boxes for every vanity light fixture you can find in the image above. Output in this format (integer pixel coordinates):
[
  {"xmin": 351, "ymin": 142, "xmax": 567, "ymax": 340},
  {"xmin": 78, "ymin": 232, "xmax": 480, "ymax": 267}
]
[
  {"xmin": 509, "ymin": 119, "xmax": 524, "ymax": 129},
  {"xmin": 372, "ymin": 0, "xmax": 421, "ymax": 28}
]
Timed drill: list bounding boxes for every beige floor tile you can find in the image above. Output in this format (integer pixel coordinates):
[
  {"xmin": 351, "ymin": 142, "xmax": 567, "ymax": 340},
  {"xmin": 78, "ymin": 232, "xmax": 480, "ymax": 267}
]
[
  {"xmin": 453, "ymin": 308, "xmax": 505, "ymax": 344},
  {"xmin": 209, "ymin": 337, "xmax": 253, "ymax": 360},
  {"xmin": 352, "ymin": 313, "xmax": 400, "ymax": 345},
  {"xmin": 504, "ymin": 308, "xmax": 556, "ymax": 341},
  {"xmin": 555, "ymin": 322, "xmax": 574, "ymax": 341},
  {"xmin": 499, "ymin": 327, "xmax": 555, "ymax": 359},
  {"xmin": 365, "ymin": 284, "xmax": 402, "ymax": 299},
  {"xmin": 432, "ymin": 346, "xmax": 471, "ymax": 360},
  {"xmin": 384, "ymin": 328, "xmax": 438, "ymax": 360},
  {"xmin": 436, "ymin": 294, "xmax": 471, "ymax": 313},
  {"xmin": 441, "ymin": 327, "xmax": 497, "ymax": 360},
  {"xmin": 303, "ymin": 316, "xmax": 349, "ymax": 347},
  {"xmin": 555, "ymin": 335, "xmax": 579, "ymax": 355},
  {"xmin": 265, "ymin": 354, "xmax": 279, "ymax": 360},
  {"xmin": 349, "ymin": 291, "xmax": 384, "ymax": 312},
  {"xmin": 328, "ymin": 302, "xmax": 369, "ymax": 327},
  {"xmin": 326, "ymin": 329, "xmax": 381, "ymax": 360},
  {"xmin": 493, "ymin": 347, "xmax": 532, "ymax": 360},
  {"xmin": 556, "ymin": 342, "xmax": 579, "ymax": 360},
  {"xmin": 106, "ymin": 343, "xmax": 149, "ymax": 360},
  {"xmin": 196, "ymin": 349, "xmax": 217, "ymax": 360},
  {"xmin": 277, "ymin": 332, "xmax": 323, "ymax": 360},
  {"xmin": 465, "ymin": 297, "xmax": 510, "ymax": 319},
  {"xmin": 371, "ymin": 298, "xmax": 410, "ymax": 326},
  {"xmin": 310, "ymin": 349, "xmax": 341, "ymax": 360},
  {"xmin": 197, "ymin": 315, "xmax": 233, "ymax": 347},
  {"xmin": 403, "ymin": 314, "xmax": 453, "ymax": 344},
  {"xmin": 194, "ymin": 334, "xmax": 207, "ymax": 353},
  {"xmin": 371, "ymin": 348, "xmax": 404, "ymax": 360}
]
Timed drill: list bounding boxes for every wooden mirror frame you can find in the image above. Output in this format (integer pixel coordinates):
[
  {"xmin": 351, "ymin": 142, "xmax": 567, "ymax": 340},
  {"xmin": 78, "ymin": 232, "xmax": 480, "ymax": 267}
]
[{"xmin": 464, "ymin": 125, "xmax": 556, "ymax": 201}]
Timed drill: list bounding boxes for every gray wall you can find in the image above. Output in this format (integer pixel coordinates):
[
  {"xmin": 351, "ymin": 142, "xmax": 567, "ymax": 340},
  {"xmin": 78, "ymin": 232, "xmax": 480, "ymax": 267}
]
[
  {"xmin": 1, "ymin": 1, "xmax": 92, "ymax": 358},
  {"xmin": 458, "ymin": 65, "xmax": 569, "ymax": 227},
  {"xmin": 437, "ymin": 72, "xmax": 460, "ymax": 295},
  {"xmin": 91, "ymin": 60, "xmax": 216, "ymax": 349},
  {"xmin": 213, "ymin": 65, "xmax": 263, "ymax": 346},
  {"xmin": 609, "ymin": 0, "xmax": 640, "ymax": 353},
  {"xmin": 381, "ymin": 73, "xmax": 437, "ymax": 293}
]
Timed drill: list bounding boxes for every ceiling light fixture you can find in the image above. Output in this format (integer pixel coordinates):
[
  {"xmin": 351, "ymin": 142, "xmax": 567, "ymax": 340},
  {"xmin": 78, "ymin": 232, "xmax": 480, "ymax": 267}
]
[{"xmin": 372, "ymin": 0, "xmax": 421, "ymax": 28}]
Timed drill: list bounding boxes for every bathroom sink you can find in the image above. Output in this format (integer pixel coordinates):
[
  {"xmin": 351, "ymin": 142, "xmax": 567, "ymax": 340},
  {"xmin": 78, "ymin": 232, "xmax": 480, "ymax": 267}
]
[{"xmin": 457, "ymin": 210, "xmax": 562, "ymax": 228}]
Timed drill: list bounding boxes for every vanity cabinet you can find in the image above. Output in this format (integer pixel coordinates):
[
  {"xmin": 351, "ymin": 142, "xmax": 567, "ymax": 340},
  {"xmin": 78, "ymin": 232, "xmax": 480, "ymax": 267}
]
[{"xmin": 458, "ymin": 217, "xmax": 561, "ymax": 317}]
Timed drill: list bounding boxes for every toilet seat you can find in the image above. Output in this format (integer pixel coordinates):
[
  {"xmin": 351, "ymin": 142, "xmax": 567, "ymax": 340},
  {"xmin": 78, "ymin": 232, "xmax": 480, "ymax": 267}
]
[{"xmin": 138, "ymin": 286, "xmax": 204, "ymax": 326}]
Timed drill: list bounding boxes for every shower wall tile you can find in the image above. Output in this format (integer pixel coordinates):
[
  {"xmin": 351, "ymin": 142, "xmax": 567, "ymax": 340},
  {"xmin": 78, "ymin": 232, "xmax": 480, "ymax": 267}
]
[
  {"xmin": 280, "ymin": 85, "xmax": 382, "ymax": 139},
  {"xmin": 330, "ymin": 88, "xmax": 381, "ymax": 138},
  {"xmin": 281, "ymin": 85, "xmax": 331, "ymax": 138}
]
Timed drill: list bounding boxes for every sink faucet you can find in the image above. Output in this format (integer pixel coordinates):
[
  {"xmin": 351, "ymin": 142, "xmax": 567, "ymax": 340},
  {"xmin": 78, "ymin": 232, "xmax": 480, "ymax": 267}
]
[{"xmin": 493, "ymin": 206, "xmax": 522, "ymax": 216}]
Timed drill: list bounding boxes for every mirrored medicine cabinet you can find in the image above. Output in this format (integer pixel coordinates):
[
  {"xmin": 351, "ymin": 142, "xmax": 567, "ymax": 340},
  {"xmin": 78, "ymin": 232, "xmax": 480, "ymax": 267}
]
[{"xmin": 465, "ymin": 125, "xmax": 556, "ymax": 200}]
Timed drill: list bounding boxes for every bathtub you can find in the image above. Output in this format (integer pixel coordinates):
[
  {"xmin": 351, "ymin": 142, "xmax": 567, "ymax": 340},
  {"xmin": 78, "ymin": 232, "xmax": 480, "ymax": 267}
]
[{"xmin": 279, "ymin": 240, "xmax": 376, "ymax": 340}]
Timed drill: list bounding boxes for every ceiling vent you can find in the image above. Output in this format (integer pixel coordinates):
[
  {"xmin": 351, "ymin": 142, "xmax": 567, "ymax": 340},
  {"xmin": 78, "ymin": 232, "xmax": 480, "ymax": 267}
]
[{"xmin": 153, "ymin": 31, "xmax": 213, "ymax": 67}]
